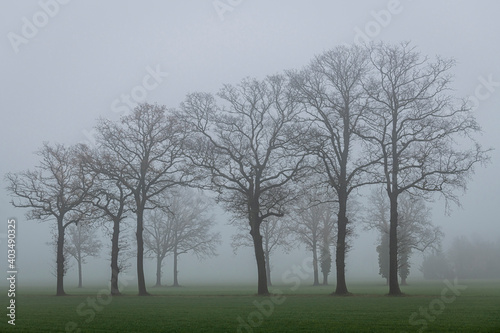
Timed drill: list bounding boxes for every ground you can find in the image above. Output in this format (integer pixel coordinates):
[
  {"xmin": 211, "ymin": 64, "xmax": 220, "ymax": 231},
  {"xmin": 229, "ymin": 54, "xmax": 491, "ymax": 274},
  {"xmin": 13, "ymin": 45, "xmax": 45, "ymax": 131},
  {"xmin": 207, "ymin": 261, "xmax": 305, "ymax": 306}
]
[{"xmin": 1, "ymin": 280, "xmax": 499, "ymax": 332}]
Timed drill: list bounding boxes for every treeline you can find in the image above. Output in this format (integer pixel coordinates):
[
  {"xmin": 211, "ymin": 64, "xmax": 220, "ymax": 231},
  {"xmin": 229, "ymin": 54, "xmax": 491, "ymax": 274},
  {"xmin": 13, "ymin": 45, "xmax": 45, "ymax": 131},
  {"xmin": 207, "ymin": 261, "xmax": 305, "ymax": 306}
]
[
  {"xmin": 422, "ymin": 236, "xmax": 500, "ymax": 280},
  {"xmin": 6, "ymin": 41, "xmax": 489, "ymax": 297}
]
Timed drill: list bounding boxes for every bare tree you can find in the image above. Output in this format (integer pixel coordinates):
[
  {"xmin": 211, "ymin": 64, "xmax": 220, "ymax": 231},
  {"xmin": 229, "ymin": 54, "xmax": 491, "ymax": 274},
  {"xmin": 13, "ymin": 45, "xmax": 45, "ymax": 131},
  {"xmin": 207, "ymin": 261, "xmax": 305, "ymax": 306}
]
[
  {"xmin": 144, "ymin": 209, "xmax": 174, "ymax": 287},
  {"xmin": 144, "ymin": 187, "xmax": 220, "ymax": 287},
  {"xmin": 78, "ymin": 145, "xmax": 133, "ymax": 295},
  {"xmin": 319, "ymin": 243, "xmax": 332, "ymax": 285},
  {"xmin": 95, "ymin": 103, "xmax": 193, "ymax": 296},
  {"xmin": 289, "ymin": 45, "xmax": 378, "ymax": 295},
  {"xmin": 167, "ymin": 188, "xmax": 220, "ymax": 287},
  {"xmin": 180, "ymin": 75, "xmax": 307, "ymax": 295},
  {"xmin": 5, "ymin": 143, "xmax": 94, "ymax": 295},
  {"xmin": 376, "ymin": 232, "xmax": 390, "ymax": 285},
  {"xmin": 288, "ymin": 186, "xmax": 337, "ymax": 286},
  {"xmin": 360, "ymin": 41, "xmax": 490, "ymax": 295},
  {"xmin": 231, "ymin": 216, "xmax": 292, "ymax": 286},
  {"xmin": 64, "ymin": 222, "xmax": 102, "ymax": 288},
  {"xmin": 365, "ymin": 189, "xmax": 443, "ymax": 285}
]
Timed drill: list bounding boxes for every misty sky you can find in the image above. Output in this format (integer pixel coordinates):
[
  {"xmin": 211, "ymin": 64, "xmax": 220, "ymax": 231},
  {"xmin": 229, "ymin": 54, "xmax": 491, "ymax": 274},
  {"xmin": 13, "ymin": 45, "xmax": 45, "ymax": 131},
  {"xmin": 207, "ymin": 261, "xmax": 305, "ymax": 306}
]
[{"xmin": 1, "ymin": 1, "xmax": 499, "ymax": 288}]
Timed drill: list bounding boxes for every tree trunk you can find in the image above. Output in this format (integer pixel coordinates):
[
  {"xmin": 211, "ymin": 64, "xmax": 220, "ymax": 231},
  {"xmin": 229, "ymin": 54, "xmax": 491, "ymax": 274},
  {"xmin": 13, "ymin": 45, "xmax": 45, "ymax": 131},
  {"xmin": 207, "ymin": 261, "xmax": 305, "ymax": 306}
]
[
  {"xmin": 155, "ymin": 255, "xmax": 162, "ymax": 287},
  {"xmin": 56, "ymin": 218, "xmax": 66, "ymax": 296},
  {"xmin": 110, "ymin": 217, "xmax": 121, "ymax": 295},
  {"xmin": 388, "ymin": 193, "xmax": 402, "ymax": 295},
  {"xmin": 322, "ymin": 271, "xmax": 328, "ymax": 285},
  {"xmin": 388, "ymin": 113, "xmax": 403, "ymax": 296},
  {"xmin": 77, "ymin": 252, "xmax": 82, "ymax": 288},
  {"xmin": 77, "ymin": 224, "xmax": 83, "ymax": 288},
  {"xmin": 172, "ymin": 249, "xmax": 180, "ymax": 287},
  {"xmin": 334, "ymin": 195, "xmax": 349, "ymax": 295},
  {"xmin": 333, "ymin": 103, "xmax": 352, "ymax": 296},
  {"xmin": 401, "ymin": 276, "xmax": 407, "ymax": 285},
  {"xmin": 136, "ymin": 206, "xmax": 149, "ymax": 296},
  {"xmin": 265, "ymin": 248, "xmax": 272, "ymax": 287},
  {"xmin": 250, "ymin": 217, "xmax": 269, "ymax": 296},
  {"xmin": 312, "ymin": 243, "xmax": 320, "ymax": 286}
]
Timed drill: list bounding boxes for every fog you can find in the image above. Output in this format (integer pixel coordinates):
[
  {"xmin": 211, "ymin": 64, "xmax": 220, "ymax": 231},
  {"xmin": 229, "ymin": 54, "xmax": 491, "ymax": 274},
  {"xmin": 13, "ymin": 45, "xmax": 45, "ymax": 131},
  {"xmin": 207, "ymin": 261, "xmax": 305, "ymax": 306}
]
[{"xmin": 1, "ymin": 0, "xmax": 499, "ymax": 291}]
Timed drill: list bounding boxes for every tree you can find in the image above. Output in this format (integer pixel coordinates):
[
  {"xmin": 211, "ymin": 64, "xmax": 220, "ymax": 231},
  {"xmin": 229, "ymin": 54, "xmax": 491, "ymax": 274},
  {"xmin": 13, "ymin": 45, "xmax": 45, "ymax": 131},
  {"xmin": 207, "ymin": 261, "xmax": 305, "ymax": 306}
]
[
  {"xmin": 376, "ymin": 232, "xmax": 390, "ymax": 284},
  {"xmin": 180, "ymin": 75, "xmax": 307, "ymax": 295},
  {"xmin": 366, "ymin": 189, "xmax": 443, "ymax": 285},
  {"xmin": 288, "ymin": 186, "xmax": 336, "ymax": 286},
  {"xmin": 78, "ymin": 145, "xmax": 133, "ymax": 295},
  {"xmin": 319, "ymin": 243, "xmax": 332, "ymax": 285},
  {"xmin": 166, "ymin": 188, "xmax": 220, "ymax": 287},
  {"xmin": 144, "ymin": 209, "xmax": 174, "ymax": 287},
  {"xmin": 231, "ymin": 216, "xmax": 292, "ymax": 286},
  {"xmin": 360, "ymin": 41, "xmax": 490, "ymax": 295},
  {"xmin": 64, "ymin": 222, "xmax": 102, "ymax": 288},
  {"xmin": 144, "ymin": 187, "xmax": 220, "ymax": 287},
  {"xmin": 397, "ymin": 195, "xmax": 443, "ymax": 285},
  {"xmin": 289, "ymin": 45, "xmax": 378, "ymax": 295},
  {"xmin": 5, "ymin": 143, "xmax": 94, "ymax": 295},
  {"xmin": 95, "ymin": 103, "xmax": 193, "ymax": 296}
]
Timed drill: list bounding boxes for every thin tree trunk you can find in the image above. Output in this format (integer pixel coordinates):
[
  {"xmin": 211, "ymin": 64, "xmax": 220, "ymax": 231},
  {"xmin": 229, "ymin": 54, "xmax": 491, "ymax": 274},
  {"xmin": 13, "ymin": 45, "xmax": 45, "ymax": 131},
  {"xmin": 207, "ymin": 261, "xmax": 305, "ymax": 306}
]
[
  {"xmin": 110, "ymin": 217, "xmax": 121, "ymax": 295},
  {"xmin": 173, "ymin": 249, "xmax": 180, "ymax": 287},
  {"xmin": 312, "ymin": 243, "xmax": 320, "ymax": 286},
  {"xmin": 77, "ymin": 224, "xmax": 83, "ymax": 288},
  {"xmin": 265, "ymin": 249, "xmax": 272, "ymax": 287},
  {"xmin": 136, "ymin": 206, "xmax": 149, "ymax": 296},
  {"xmin": 77, "ymin": 253, "xmax": 82, "ymax": 288},
  {"xmin": 56, "ymin": 218, "xmax": 66, "ymax": 296}
]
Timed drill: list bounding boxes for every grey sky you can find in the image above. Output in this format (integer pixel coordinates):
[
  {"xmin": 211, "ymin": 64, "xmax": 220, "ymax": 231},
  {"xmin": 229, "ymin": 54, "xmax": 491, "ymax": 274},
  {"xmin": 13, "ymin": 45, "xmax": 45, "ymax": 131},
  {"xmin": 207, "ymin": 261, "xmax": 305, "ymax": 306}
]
[{"xmin": 1, "ymin": 0, "xmax": 499, "ymax": 287}]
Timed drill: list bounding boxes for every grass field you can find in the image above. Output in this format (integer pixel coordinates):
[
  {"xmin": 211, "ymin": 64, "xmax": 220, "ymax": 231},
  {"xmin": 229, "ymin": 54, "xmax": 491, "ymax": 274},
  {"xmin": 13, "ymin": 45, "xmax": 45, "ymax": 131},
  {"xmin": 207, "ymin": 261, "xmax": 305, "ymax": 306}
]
[{"xmin": 1, "ymin": 280, "xmax": 499, "ymax": 332}]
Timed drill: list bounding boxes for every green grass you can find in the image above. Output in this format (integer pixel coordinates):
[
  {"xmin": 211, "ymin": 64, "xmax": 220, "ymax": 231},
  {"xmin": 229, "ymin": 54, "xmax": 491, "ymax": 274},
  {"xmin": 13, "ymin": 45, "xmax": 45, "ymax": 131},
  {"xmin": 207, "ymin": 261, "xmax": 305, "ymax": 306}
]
[{"xmin": 1, "ymin": 280, "xmax": 499, "ymax": 332}]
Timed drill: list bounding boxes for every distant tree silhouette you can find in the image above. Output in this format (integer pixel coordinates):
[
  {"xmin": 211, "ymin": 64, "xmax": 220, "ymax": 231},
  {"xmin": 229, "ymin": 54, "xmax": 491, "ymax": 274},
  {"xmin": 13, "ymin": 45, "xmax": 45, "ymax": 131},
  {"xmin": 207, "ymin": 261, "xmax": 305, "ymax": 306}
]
[{"xmin": 64, "ymin": 222, "xmax": 102, "ymax": 288}]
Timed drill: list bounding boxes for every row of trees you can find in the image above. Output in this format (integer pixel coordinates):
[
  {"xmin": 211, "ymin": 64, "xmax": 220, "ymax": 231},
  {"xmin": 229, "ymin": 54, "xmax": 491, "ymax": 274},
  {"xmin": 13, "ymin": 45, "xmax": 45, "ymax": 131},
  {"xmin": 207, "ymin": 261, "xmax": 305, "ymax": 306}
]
[
  {"xmin": 6, "ymin": 41, "xmax": 489, "ymax": 296},
  {"xmin": 55, "ymin": 185, "xmax": 444, "ymax": 290},
  {"xmin": 48, "ymin": 186, "xmax": 220, "ymax": 289}
]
